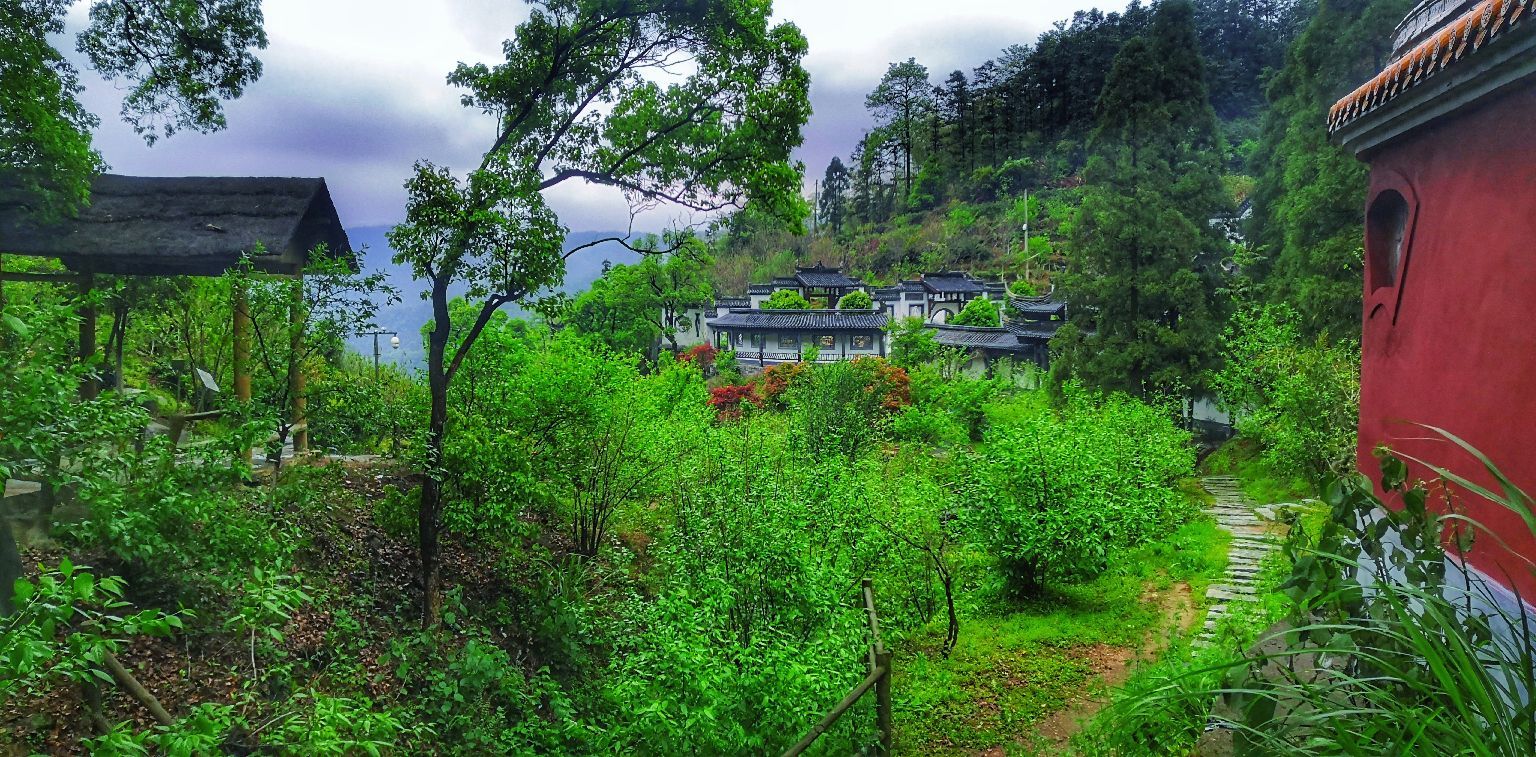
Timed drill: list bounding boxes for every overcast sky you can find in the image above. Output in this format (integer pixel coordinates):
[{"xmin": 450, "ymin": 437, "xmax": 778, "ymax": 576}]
[{"xmin": 62, "ymin": 0, "xmax": 1117, "ymax": 232}]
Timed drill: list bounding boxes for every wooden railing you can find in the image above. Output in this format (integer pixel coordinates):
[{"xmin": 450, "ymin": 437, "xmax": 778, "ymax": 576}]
[{"xmin": 782, "ymin": 579, "xmax": 893, "ymax": 756}]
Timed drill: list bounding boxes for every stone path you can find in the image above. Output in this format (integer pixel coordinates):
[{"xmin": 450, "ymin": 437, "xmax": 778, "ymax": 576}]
[{"xmin": 1195, "ymin": 475, "xmax": 1281, "ymax": 648}]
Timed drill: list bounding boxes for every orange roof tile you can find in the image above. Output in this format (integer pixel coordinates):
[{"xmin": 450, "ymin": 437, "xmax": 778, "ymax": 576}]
[{"xmin": 1328, "ymin": 0, "xmax": 1533, "ymax": 132}]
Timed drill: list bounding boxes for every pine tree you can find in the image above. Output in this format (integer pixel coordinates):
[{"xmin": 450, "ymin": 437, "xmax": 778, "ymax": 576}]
[
  {"xmin": 1248, "ymin": 0, "xmax": 1414, "ymax": 340},
  {"xmin": 865, "ymin": 58, "xmax": 933, "ymax": 203},
  {"xmin": 818, "ymin": 157, "xmax": 850, "ymax": 234},
  {"xmin": 1055, "ymin": 0, "xmax": 1229, "ymax": 397}
]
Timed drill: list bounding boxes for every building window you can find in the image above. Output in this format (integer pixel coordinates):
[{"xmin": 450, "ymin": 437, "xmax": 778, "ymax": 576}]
[
  {"xmin": 716, "ymin": 331, "xmax": 729, "ymax": 348},
  {"xmin": 817, "ymin": 334, "xmax": 836, "ymax": 348},
  {"xmin": 852, "ymin": 335, "xmax": 872, "ymax": 350},
  {"xmin": 1367, "ymin": 189, "xmax": 1410, "ymax": 291},
  {"xmin": 778, "ymin": 333, "xmax": 797, "ymax": 350},
  {"xmin": 908, "ymin": 304, "xmax": 923, "ymax": 317},
  {"xmin": 750, "ymin": 333, "xmax": 762, "ymax": 348}
]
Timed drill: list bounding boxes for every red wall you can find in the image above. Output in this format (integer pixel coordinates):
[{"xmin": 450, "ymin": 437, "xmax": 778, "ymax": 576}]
[{"xmin": 1359, "ymin": 88, "xmax": 1536, "ymax": 600}]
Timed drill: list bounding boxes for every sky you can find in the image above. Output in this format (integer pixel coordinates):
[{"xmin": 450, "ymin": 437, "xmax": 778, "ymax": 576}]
[{"xmin": 61, "ymin": 0, "xmax": 1115, "ymax": 233}]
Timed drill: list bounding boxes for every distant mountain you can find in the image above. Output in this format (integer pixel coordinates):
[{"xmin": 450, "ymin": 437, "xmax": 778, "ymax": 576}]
[{"xmin": 343, "ymin": 227, "xmax": 641, "ymax": 369}]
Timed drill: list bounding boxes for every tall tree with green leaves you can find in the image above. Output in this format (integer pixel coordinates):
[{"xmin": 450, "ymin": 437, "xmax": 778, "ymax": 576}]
[
  {"xmin": 0, "ymin": 0, "xmax": 267, "ymax": 216},
  {"xmin": 1248, "ymin": 0, "xmax": 1413, "ymax": 339},
  {"xmin": 865, "ymin": 58, "xmax": 932, "ymax": 203},
  {"xmin": 388, "ymin": 0, "xmax": 811, "ymax": 626},
  {"xmin": 1055, "ymin": 0, "xmax": 1228, "ymax": 397},
  {"xmin": 817, "ymin": 156, "xmax": 850, "ymax": 234}
]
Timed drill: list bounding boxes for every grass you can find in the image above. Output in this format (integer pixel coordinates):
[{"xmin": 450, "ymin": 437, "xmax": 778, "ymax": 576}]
[
  {"xmin": 1202, "ymin": 436, "xmax": 1311, "ymax": 505},
  {"xmin": 891, "ymin": 514, "xmax": 1229, "ymax": 755}
]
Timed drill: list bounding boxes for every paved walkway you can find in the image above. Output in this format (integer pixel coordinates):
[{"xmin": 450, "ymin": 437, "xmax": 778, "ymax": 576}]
[{"xmin": 1195, "ymin": 475, "xmax": 1281, "ymax": 647}]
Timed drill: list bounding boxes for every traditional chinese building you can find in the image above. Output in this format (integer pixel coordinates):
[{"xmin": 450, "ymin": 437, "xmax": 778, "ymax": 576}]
[
  {"xmin": 1330, "ymin": 0, "xmax": 1536, "ymax": 600},
  {"xmin": 672, "ymin": 263, "xmax": 1064, "ymax": 372}
]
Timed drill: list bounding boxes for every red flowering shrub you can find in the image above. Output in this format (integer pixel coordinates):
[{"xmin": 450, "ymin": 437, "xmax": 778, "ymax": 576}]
[
  {"xmin": 708, "ymin": 383, "xmax": 761, "ymax": 420},
  {"xmin": 679, "ymin": 343, "xmax": 718, "ymax": 366},
  {"xmin": 850, "ymin": 357, "xmax": 912, "ymax": 412},
  {"xmin": 757, "ymin": 361, "xmax": 808, "ymax": 407}
]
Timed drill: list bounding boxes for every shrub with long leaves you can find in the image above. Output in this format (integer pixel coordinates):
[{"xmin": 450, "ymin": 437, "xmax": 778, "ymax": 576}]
[{"xmin": 1108, "ymin": 428, "xmax": 1536, "ymax": 755}]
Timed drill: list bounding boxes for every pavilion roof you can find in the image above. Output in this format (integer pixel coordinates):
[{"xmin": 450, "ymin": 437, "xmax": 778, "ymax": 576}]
[
  {"xmin": 1009, "ymin": 298, "xmax": 1067, "ymax": 318},
  {"xmin": 794, "ymin": 263, "xmax": 861, "ymax": 288},
  {"xmin": 929, "ymin": 324, "xmax": 1028, "ymax": 352},
  {"xmin": 0, "ymin": 175, "xmax": 353, "ymax": 276},
  {"xmin": 920, "ymin": 271, "xmax": 986, "ymax": 294},
  {"xmin": 1004, "ymin": 319, "xmax": 1065, "ymax": 343}
]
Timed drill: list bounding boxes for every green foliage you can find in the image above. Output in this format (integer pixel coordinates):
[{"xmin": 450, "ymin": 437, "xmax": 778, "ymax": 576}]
[
  {"xmin": 2, "ymin": 0, "xmax": 266, "ymax": 214},
  {"xmin": 569, "ymin": 240, "xmax": 714, "ymax": 355},
  {"xmin": 1124, "ymin": 438, "xmax": 1536, "ymax": 755},
  {"xmin": 762, "ymin": 288, "xmax": 812, "ymax": 310},
  {"xmin": 0, "ymin": 0, "xmax": 103, "ymax": 218},
  {"xmin": 836, "ymin": 289, "xmax": 874, "ymax": 310},
  {"xmin": 1, "ymin": 559, "xmax": 184, "ymax": 701},
  {"xmin": 787, "ymin": 360, "xmax": 888, "ymax": 458},
  {"xmin": 951, "ymin": 296, "xmax": 1000, "ymax": 327},
  {"xmin": 1213, "ymin": 304, "xmax": 1359, "ymax": 484},
  {"xmin": 1249, "ymin": 0, "xmax": 1413, "ymax": 340},
  {"xmin": 387, "ymin": 629, "xmax": 576, "ymax": 753},
  {"xmin": 1056, "ymin": 1, "xmax": 1228, "ymax": 397},
  {"xmin": 970, "ymin": 389, "xmax": 1196, "ymax": 593},
  {"xmin": 888, "ymin": 316, "xmax": 939, "ymax": 369}
]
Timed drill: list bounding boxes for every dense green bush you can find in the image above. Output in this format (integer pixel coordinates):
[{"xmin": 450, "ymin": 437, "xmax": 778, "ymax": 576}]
[
  {"xmin": 836, "ymin": 289, "xmax": 874, "ymax": 309},
  {"xmin": 969, "ymin": 388, "xmax": 1195, "ymax": 593},
  {"xmin": 951, "ymin": 296, "xmax": 1001, "ymax": 327},
  {"xmin": 1213, "ymin": 304, "xmax": 1359, "ymax": 483}
]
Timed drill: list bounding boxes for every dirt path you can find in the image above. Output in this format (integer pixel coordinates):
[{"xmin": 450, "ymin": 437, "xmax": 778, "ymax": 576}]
[
  {"xmin": 1017, "ymin": 580, "xmax": 1201, "ymax": 754},
  {"xmin": 1007, "ymin": 476, "xmax": 1285, "ymax": 754}
]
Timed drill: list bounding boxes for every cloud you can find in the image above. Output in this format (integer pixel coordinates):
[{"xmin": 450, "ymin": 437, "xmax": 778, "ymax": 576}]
[{"xmin": 56, "ymin": 0, "xmax": 1117, "ymax": 231}]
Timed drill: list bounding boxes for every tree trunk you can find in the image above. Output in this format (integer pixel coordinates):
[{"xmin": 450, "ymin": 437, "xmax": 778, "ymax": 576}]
[{"xmin": 419, "ymin": 276, "xmax": 451, "ymax": 628}]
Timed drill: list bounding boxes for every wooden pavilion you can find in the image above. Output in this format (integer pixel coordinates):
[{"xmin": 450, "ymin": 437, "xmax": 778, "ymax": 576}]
[{"xmin": 0, "ymin": 174, "xmax": 354, "ymax": 455}]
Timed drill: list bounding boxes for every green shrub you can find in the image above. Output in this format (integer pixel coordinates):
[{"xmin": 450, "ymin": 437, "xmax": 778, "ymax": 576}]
[
  {"xmin": 891, "ymin": 404, "xmax": 966, "ymax": 447},
  {"xmin": 1213, "ymin": 304, "xmax": 1359, "ymax": 484},
  {"xmin": 762, "ymin": 289, "xmax": 811, "ymax": 310},
  {"xmin": 951, "ymin": 296, "xmax": 1000, "ymax": 327},
  {"xmin": 836, "ymin": 289, "xmax": 874, "ymax": 309},
  {"xmin": 970, "ymin": 388, "xmax": 1195, "ymax": 593},
  {"xmin": 1118, "ymin": 436, "xmax": 1536, "ymax": 755}
]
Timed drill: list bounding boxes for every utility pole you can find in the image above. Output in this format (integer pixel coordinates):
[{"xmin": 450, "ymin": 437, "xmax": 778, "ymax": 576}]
[
  {"xmin": 362, "ymin": 330, "xmax": 399, "ymax": 382},
  {"xmin": 811, "ymin": 179, "xmax": 819, "ymax": 238}
]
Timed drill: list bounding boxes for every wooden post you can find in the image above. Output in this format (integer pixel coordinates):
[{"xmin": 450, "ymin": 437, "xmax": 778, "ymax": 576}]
[
  {"xmin": 875, "ymin": 649, "xmax": 893, "ymax": 755},
  {"xmin": 287, "ymin": 274, "xmax": 307, "ymax": 454},
  {"xmin": 232, "ymin": 279, "xmax": 253, "ymax": 465},
  {"xmin": 78, "ymin": 271, "xmax": 98, "ymax": 399}
]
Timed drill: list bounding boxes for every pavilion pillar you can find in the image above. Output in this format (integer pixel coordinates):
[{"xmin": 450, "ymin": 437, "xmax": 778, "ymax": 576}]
[
  {"xmin": 287, "ymin": 274, "xmax": 308, "ymax": 455},
  {"xmin": 232, "ymin": 279, "xmax": 253, "ymax": 465},
  {"xmin": 78, "ymin": 271, "xmax": 98, "ymax": 400}
]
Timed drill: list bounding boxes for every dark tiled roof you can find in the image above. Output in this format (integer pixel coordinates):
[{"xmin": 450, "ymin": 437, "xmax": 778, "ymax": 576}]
[
  {"xmin": 1329, "ymin": 0, "xmax": 1534, "ymax": 132},
  {"xmin": 770, "ymin": 277, "xmax": 799, "ymax": 287},
  {"xmin": 1005, "ymin": 320, "xmax": 1065, "ymax": 342},
  {"xmin": 746, "ymin": 283, "xmax": 774, "ymax": 294},
  {"xmin": 1009, "ymin": 298, "xmax": 1067, "ymax": 318},
  {"xmin": 715, "ymin": 296, "xmax": 749, "ymax": 309},
  {"xmin": 0, "ymin": 174, "xmax": 352, "ymax": 276},
  {"xmin": 921, "ymin": 272, "xmax": 986, "ymax": 293},
  {"xmin": 794, "ymin": 263, "xmax": 861, "ymax": 288},
  {"xmin": 929, "ymin": 324, "xmax": 1028, "ymax": 352},
  {"xmin": 871, "ymin": 287, "xmax": 902, "ymax": 301},
  {"xmin": 708, "ymin": 308, "xmax": 888, "ymax": 330}
]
